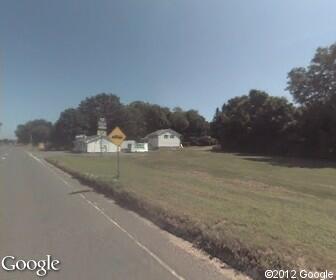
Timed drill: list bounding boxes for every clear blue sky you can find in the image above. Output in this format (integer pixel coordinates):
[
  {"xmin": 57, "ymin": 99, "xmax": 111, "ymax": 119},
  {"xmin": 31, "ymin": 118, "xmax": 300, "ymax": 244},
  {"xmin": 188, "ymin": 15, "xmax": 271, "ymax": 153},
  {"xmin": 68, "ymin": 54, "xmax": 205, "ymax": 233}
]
[{"xmin": 1, "ymin": 0, "xmax": 336, "ymax": 138}]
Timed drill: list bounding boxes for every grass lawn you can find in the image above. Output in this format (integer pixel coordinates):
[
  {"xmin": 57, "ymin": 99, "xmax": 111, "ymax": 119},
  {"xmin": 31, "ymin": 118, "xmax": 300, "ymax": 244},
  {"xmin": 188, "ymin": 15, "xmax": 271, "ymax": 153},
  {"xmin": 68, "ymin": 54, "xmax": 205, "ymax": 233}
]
[{"xmin": 47, "ymin": 148, "xmax": 336, "ymax": 273}]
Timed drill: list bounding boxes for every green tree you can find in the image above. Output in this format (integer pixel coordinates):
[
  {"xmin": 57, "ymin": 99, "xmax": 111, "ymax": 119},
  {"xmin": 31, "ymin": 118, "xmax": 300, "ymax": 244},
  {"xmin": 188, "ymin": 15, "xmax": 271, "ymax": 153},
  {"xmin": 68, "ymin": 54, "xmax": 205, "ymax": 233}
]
[
  {"xmin": 145, "ymin": 105, "xmax": 171, "ymax": 132},
  {"xmin": 287, "ymin": 43, "xmax": 336, "ymax": 157},
  {"xmin": 287, "ymin": 44, "xmax": 336, "ymax": 106},
  {"xmin": 16, "ymin": 119, "xmax": 53, "ymax": 145},
  {"xmin": 212, "ymin": 90, "xmax": 296, "ymax": 153},
  {"xmin": 184, "ymin": 109, "xmax": 209, "ymax": 138},
  {"xmin": 78, "ymin": 93, "xmax": 126, "ymax": 135},
  {"xmin": 210, "ymin": 107, "xmax": 223, "ymax": 139},
  {"xmin": 52, "ymin": 108, "xmax": 88, "ymax": 148},
  {"xmin": 15, "ymin": 124, "xmax": 31, "ymax": 144},
  {"xmin": 48, "ymin": 93, "xmax": 211, "ymax": 149},
  {"xmin": 169, "ymin": 107, "xmax": 189, "ymax": 134}
]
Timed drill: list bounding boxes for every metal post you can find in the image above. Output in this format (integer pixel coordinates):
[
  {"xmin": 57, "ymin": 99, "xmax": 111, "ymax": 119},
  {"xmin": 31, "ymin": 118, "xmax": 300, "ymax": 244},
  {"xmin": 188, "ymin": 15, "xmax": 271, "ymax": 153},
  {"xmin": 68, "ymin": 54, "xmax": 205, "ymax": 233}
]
[
  {"xmin": 100, "ymin": 135, "xmax": 103, "ymax": 156},
  {"xmin": 116, "ymin": 146, "xmax": 120, "ymax": 179}
]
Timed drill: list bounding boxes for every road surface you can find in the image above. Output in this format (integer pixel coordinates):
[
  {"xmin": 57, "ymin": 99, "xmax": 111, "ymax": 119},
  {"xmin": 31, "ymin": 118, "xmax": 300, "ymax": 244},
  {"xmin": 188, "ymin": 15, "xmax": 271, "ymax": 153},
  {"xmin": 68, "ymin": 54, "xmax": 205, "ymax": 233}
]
[{"xmin": 0, "ymin": 146, "xmax": 238, "ymax": 280}]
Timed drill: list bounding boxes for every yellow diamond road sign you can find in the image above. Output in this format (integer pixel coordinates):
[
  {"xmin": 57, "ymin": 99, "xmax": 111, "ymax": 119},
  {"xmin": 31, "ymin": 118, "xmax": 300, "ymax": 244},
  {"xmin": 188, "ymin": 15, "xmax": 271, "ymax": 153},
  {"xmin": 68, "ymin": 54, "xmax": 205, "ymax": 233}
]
[{"xmin": 108, "ymin": 126, "xmax": 126, "ymax": 146}]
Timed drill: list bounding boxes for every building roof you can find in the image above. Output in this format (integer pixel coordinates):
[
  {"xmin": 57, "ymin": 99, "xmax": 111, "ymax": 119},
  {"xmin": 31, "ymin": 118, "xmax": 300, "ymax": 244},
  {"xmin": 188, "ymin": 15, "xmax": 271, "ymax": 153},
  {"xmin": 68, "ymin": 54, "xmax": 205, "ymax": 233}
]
[
  {"xmin": 86, "ymin": 135, "xmax": 101, "ymax": 143},
  {"xmin": 74, "ymin": 135, "xmax": 113, "ymax": 144},
  {"xmin": 144, "ymin": 129, "xmax": 181, "ymax": 139}
]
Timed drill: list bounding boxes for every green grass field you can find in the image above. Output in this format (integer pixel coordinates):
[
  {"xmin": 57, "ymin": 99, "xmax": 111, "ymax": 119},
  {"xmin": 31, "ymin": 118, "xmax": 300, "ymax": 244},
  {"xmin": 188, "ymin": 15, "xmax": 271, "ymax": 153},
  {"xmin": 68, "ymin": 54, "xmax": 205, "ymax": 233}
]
[{"xmin": 47, "ymin": 149, "xmax": 336, "ymax": 274}]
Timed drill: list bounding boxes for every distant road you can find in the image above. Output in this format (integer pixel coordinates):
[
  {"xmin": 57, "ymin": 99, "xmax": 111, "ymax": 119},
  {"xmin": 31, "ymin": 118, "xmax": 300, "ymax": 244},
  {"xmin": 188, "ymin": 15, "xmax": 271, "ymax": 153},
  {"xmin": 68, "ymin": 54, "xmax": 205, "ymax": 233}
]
[{"xmin": 0, "ymin": 146, "xmax": 230, "ymax": 280}]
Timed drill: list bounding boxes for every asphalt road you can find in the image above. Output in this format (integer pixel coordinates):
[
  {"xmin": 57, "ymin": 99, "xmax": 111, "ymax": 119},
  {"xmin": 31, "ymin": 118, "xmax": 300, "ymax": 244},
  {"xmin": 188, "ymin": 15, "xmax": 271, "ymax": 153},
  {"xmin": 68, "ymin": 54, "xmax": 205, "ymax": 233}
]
[{"xmin": 0, "ymin": 146, "xmax": 236, "ymax": 280}]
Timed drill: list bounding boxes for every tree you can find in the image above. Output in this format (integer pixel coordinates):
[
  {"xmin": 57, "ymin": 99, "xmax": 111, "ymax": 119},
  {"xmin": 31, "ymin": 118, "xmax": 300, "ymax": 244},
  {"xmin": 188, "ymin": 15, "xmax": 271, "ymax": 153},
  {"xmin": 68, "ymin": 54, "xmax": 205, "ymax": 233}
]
[
  {"xmin": 30, "ymin": 121, "xmax": 53, "ymax": 144},
  {"xmin": 145, "ymin": 105, "xmax": 171, "ymax": 132},
  {"xmin": 52, "ymin": 108, "xmax": 88, "ymax": 148},
  {"xmin": 125, "ymin": 101, "xmax": 172, "ymax": 138},
  {"xmin": 212, "ymin": 90, "xmax": 296, "ymax": 153},
  {"xmin": 15, "ymin": 124, "xmax": 31, "ymax": 144},
  {"xmin": 169, "ymin": 107, "xmax": 189, "ymax": 134},
  {"xmin": 15, "ymin": 119, "xmax": 53, "ymax": 145},
  {"xmin": 287, "ymin": 43, "xmax": 336, "ymax": 157},
  {"xmin": 287, "ymin": 44, "xmax": 336, "ymax": 106},
  {"xmin": 78, "ymin": 93, "xmax": 125, "ymax": 135},
  {"xmin": 120, "ymin": 104, "xmax": 148, "ymax": 140},
  {"xmin": 184, "ymin": 110, "xmax": 209, "ymax": 138},
  {"xmin": 210, "ymin": 108, "xmax": 221, "ymax": 139},
  {"xmin": 44, "ymin": 93, "xmax": 212, "ymax": 149}
]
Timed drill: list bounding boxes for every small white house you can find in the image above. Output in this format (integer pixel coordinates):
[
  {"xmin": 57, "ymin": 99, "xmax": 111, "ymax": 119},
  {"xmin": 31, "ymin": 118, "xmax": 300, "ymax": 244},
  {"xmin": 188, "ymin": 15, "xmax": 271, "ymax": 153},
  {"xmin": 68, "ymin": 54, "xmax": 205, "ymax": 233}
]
[
  {"xmin": 74, "ymin": 135, "xmax": 118, "ymax": 153},
  {"xmin": 121, "ymin": 140, "xmax": 148, "ymax": 153},
  {"xmin": 121, "ymin": 140, "xmax": 136, "ymax": 151},
  {"xmin": 144, "ymin": 129, "xmax": 181, "ymax": 149}
]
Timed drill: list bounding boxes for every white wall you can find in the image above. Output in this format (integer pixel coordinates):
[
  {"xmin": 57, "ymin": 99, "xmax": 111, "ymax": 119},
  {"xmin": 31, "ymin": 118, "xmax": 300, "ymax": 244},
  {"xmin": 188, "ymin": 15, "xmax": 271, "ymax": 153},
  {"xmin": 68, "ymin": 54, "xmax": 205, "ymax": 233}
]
[
  {"xmin": 121, "ymin": 140, "xmax": 136, "ymax": 150},
  {"xmin": 87, "ymin": 139, "xmax": 118, "ymax": 153},
  {"xmin": 157, "ymin": 133, "xmax": 181, "ymax": 147},
  {"xmin": 132, "ymin": 143, "xmax": 148, "ymax": 152},
  {"xmin": 148, "ymin": 137, "xmax": 159, "ymax": 149}
]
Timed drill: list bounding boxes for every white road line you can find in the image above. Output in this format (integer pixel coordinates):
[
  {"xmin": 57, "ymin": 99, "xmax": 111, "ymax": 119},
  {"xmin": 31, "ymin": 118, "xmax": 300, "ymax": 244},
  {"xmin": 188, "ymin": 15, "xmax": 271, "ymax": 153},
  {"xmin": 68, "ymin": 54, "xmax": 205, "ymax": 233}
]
[
  {"xmin": 26, "ymin": 152, "xmax": 186, "ymax": 280},
  {"xmin": 27, "ymin": 152, "xmax": 45, "ymax": 165},
  {"xmin": 27, "ymin": 152, "xmax": 73, "ymax": 187}
]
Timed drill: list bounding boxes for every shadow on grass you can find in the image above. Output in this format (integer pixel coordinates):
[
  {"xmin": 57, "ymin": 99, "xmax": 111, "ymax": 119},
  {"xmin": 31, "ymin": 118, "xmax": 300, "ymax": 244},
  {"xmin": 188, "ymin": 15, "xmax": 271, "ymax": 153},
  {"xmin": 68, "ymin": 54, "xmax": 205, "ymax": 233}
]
[
  {"xmin": 211, "ymin": 148, "xmax": 336, "ymax": 169},
  {"xmin": 239, "ymin": 155, "xmax": 336, "ymax": 169},
  {"xmin": 68, "ymin": 189, "xmax": 92, "ymax": 195}
]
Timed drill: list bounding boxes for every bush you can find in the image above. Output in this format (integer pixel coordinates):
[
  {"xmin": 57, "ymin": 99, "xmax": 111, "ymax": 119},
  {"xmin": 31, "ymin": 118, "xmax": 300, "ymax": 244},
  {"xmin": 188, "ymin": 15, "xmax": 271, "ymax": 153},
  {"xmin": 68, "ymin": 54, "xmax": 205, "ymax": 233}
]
[{"xmin": 185, "ymin": 136, "xmax": 217, "ymax": 146}]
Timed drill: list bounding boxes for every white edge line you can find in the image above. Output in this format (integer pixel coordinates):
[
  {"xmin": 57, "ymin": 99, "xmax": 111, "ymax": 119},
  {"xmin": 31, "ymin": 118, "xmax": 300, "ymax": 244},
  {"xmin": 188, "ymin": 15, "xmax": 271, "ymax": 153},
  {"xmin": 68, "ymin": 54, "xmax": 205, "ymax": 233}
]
[{"xmin": 26, "ymin": 152, "xmax": 186, "ymax": 280}]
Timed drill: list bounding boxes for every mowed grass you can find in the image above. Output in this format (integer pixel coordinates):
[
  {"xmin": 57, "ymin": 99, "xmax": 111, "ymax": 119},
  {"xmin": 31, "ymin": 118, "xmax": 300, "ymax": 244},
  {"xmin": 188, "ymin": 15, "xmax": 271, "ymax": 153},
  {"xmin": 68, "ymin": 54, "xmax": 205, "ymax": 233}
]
[{"xmin": 48, "ymin": 149, "xmax": 336, "ymax": 272}]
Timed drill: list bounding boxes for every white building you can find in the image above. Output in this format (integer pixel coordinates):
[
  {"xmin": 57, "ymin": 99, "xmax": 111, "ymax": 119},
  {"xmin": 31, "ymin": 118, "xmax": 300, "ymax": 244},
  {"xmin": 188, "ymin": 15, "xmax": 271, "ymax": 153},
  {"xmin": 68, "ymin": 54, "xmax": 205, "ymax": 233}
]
[
  {"xmin": 73, "ymin": 135, "xmax": 118, "ymax": 153},
  {"xmin": 144, "ymin": 129, "xmax": 181, "ymax": 149},
  {"xmin": 121, "ymin": 140, "xmax": 148, "ymax": 153}
]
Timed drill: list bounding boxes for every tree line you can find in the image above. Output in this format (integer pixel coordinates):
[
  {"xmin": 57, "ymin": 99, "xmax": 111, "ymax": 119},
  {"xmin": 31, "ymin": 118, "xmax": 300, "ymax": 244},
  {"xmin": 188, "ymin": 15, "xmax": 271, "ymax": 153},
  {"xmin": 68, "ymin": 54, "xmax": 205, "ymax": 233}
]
[
  {"xmin": 211, "ymin": 42, "xmax": 336, "ymax": 158},
  {"xmin": 16, "ymin": 95, "xmax": 211, "ymax": 149},
  {"xmin": 16, "ymin": 42, "xmax": 336, "ymax": 158}
]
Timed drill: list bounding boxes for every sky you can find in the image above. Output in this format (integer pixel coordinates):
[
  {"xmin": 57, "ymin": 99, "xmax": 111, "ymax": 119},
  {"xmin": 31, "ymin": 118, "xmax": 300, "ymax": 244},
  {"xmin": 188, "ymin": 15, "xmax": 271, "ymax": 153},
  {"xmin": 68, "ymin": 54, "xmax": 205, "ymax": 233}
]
[{"xmin": 1, "ymin": 0, "xmax": 336, "ymax": 138}]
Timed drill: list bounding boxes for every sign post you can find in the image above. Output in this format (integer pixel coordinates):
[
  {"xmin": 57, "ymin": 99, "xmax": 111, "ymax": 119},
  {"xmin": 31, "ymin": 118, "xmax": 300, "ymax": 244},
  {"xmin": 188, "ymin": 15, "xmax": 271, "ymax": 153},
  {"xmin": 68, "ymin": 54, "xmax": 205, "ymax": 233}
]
[
  {"xmin": 108, "ymin": 127, "xmax": 126, "ymax": 179},
  {"xmin": 117, "ymin": 146, "xmax": 120, "ymax": 178}
]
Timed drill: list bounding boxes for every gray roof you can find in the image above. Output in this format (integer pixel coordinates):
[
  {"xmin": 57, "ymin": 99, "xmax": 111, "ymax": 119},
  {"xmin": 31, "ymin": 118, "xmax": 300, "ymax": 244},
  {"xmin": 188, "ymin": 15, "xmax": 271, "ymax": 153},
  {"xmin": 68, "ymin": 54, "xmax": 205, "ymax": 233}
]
[
  {"xmin": 75, "ymin": 135, "xmax": 111, "ymax": 144},
  {"xmin": 86, "ymin": 136, "xmax": 101, "ymax": 143},
  {"xmin": 144, "ymin": 129, "xmax": 181, "ymax": 139}
]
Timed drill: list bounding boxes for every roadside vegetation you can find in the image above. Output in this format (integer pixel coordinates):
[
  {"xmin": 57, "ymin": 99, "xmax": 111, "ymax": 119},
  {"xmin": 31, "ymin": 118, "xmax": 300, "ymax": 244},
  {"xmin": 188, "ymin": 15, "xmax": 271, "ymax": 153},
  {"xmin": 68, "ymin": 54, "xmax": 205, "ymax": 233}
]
[
  {"xmin": 212, "ymin": 43, "xmax": 336, "ymax": 159},
  {"xmin": 47, "ymin": 149, "xmax": 336, "ymax": 278}
]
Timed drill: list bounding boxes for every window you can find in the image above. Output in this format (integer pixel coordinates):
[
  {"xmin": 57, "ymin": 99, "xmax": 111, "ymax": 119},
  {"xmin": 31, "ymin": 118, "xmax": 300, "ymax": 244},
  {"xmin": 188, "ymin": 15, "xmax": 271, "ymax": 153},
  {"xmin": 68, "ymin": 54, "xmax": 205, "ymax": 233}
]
[
  {"xmin": 170, "ymin": 135, "xmax": 175, "ymax": 139},
  {"xmin": 135, "ymin": 143, "xmax": 145, "ymax": 149},
  {"xmin": 164, "ymin": 135, "xmax": 169, "ymax": 139}
]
